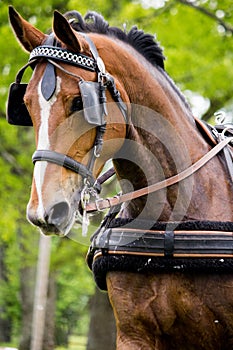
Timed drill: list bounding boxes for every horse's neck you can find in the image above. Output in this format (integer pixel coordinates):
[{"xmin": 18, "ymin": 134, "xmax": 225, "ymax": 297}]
[
  {"xmin": 109, "ymin": 51, "xmax": 232, "ymax": 221},
  {"xmin": 115, "ymin": 118, "xmax": 233, "ymax": 222},
  {"xmin": 113, "ymin": 117, "xmax": 198, "ymax": 221},
  {"xmin": 97, "ymin": 39, "xmax": 233, "ymax": 221},
  {"xmin": 115, "ymin": 58, "xmax": 210, "ymax": 178},
  {"xmin": 96, "ymin": 35, "xmax": 203, "ymax": 152},
  {"xmin": 105, "ymin": 42, "xmax": 209, "ymax": 160}
]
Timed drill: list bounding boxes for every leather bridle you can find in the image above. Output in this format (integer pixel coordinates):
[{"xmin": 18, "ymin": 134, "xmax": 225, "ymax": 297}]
[{"xmin": 20, "ymin": 34, "xmax": 128, "ymax": 196}]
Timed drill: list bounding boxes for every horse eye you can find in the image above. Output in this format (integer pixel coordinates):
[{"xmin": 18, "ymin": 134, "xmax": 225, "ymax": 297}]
[{"xmin": 70, "ymin": 96, "xmax": 83, "ymax": 113}]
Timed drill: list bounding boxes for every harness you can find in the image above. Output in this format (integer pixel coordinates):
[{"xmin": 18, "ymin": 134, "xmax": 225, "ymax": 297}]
[
  {"xmin": 7, "ymin": 30, "xmax": 233, "ymax": 287},
  {"xmin": 85, "ymin": 135, "xmax": 233, "ymax": 212},
  {"xmin": 85, "ymin": 121, "xmax": 233, "ymax": 290},
  {"xmin": 87, "ymin": 219, "xmax": 233, "ymax": 290}
]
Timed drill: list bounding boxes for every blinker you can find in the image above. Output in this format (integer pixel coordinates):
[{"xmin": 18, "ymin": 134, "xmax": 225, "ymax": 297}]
[
  {"xmin": 6, "ymin": 76, "xmax": 108, "ymax": 127},
  {"xmin": 6, "ymin": 59, "xmax": 35, "ymax": 126},
  {"xmin": 7, "ymin": 82, "xmax": 33, "ymax": 126},
  {"xmin": 6, "ymin": 36, "xmax": 125, "ymax": 127},
  {"xmin": 79, "ymin": 81, "xmax": 107, "ymax": 126}
]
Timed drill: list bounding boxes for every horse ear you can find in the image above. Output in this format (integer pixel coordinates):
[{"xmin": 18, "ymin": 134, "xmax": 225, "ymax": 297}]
[
  {"xmin": 8, "ymin": 6, "xmax": 46, "ymax": 52},
  {"xmin": 53, "ymin": 10, "xmax": 84, "ymax": 52}
]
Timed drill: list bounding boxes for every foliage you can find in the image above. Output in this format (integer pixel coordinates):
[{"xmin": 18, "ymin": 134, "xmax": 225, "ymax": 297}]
[
  {"xmin": 0, "ymin": 0, "xmax": 233, "ymax": 345},
  {"xmin": 51, "ymin": 238, "xmax": 94, "ymax": 340}
]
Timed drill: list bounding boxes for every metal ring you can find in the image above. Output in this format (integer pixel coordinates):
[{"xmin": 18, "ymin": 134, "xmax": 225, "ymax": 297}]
[
  {"xmin": 222, "ymin": 127, "xmax": 233, "ymax": 137},
  {"xmin": 95, "ymin": 198, "xmax": 106, "ymax": 212}
]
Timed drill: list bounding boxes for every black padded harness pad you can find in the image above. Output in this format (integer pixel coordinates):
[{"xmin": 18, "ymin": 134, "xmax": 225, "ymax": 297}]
[
  {"xmin": 92, "ymin": 254, "xmax": 233, "ymax": 291},
  {"xmin": 88, "ymin": 219, "xmax": 233, "ymax": 290}
]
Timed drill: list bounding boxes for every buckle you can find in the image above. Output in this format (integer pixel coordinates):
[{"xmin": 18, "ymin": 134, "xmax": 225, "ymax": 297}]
[
  {"xmin": 95, "ymin": 198, "xmax": 111, "ymax": 211},
  {"xmin": 95, "ymin": 198, "xmax": 105, "ymax": 212}
]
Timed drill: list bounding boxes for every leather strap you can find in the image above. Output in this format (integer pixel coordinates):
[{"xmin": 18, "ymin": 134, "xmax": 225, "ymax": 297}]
[
  {"xmin": 15, "ymin": 59, "xmax": 37, "ymax": 84},
  {"xmin": 32, "ymin": 149, "xmax": 95, "ymax": 184},
  {"xmin": 164, "ymin": 230, "xmax": 174, "ymax": 257},
  {"xmin": 90, "ymin": 227, "xmax": 233, "ymax": 259},
  {"xmin": 41, "ymin": 62, "xmax": 56, "ymax": 100},
  {"xmin": 223, "ymin": 143, "xmax": 233, "ymax": 182},
  {"xmin": 96, "ymin": 167, "xmax": 115, "ymax": 185},
  {"xmin": 86, "ymin": 137, "xmax": 233, "ymax": 212}
]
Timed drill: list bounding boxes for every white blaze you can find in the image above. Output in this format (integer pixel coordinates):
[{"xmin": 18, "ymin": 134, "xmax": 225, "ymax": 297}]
[{"xmin": 34, "ymin": 77, "xmax": 61, "ymax": 219}]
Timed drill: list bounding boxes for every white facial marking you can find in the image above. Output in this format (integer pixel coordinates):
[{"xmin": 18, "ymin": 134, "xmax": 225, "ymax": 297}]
[{"xmin": 34, "ymin": 76, "xmax": 61, "ymax": 219}]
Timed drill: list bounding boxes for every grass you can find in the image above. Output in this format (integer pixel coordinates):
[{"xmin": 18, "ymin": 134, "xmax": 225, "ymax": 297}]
[
  {"xmin": 0, "ymin": 343, "xmax": 18, "ymax": 349},
  {"xmin": 56, "ymin": 335, "xmax": 87, "ymax": 350},
  {"xmin": 1, "ymin": 336, "xmax": 86, "ymax": 350}
]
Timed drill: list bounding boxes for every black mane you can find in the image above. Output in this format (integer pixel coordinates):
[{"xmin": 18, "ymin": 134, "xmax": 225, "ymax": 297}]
[{"xmin": 64, "ymin": 11, "xmax": 165, "ymax": 69}]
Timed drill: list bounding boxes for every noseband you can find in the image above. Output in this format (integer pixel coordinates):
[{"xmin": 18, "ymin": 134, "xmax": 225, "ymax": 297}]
[{"xmin": 7, "ymin": 33, "xmax": 128, "ymax": 197}]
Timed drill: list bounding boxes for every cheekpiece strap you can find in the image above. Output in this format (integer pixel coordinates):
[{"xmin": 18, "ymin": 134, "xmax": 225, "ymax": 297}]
[{"xmin": 14, "ymin": 59, "xmax": 37, "ymax": 83}]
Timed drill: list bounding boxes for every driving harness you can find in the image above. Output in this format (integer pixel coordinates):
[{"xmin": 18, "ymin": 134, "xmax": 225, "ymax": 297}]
[{"xmin": 6, "ymin": 29, "xmax": 233, "ymax": 289}]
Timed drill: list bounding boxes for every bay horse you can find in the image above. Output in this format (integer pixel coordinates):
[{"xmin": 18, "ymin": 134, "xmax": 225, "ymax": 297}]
[{"xmin": 7, "ymin": 6, "xmax": 233, "ymax": 350}]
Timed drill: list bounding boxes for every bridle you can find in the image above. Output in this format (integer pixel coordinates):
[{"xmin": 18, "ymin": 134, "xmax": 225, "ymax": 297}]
[
  {"xmin": 31, "ymin": 34, "xmax": 128, "ymax": 197},
  {"xmin": 7, "ymin": 32, "xmax": 128, "ymax": 207}
]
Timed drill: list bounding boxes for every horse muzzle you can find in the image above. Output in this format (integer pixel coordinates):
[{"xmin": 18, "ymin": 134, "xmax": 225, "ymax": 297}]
[{"xmin": 27, "ymin": 196, "xmax": 80, "ymax": 237}]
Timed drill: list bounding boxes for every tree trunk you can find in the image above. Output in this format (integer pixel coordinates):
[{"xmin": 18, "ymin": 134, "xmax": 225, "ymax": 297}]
[
  {"xmin": 87, "ymin": 287, "xmax": 116, "ymax": 350},
  {"xmin": 18, "ymin": 268, "xmax": 56, "ymax": 350},
  {"xmin": 31, "ymin": 235, "xmax": 54, "ymax": 350},
  {"xmin": 18, "ymin": 234, "xmax": 56, "ymax": 350},
  {"xmin": 18, "ymin": 265, "xmax": 36, "ymax": 350},
  {"xmin": 0, "ymin": 244, "xmax": 12, "ymax": 343},
  {"xmin": 42, "ymin": 273, "xmax": 56, "ymax": 350}
]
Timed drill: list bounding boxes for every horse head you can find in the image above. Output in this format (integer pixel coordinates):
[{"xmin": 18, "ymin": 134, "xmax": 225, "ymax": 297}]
[{"xmin": 8, "ymin": 7, "xmax": 128, "ymax": 236}]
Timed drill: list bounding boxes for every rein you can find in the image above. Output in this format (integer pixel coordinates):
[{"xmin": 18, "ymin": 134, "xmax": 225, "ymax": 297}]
[{"xmin": 86, "ymin": 136, "xmax": 233, "ymax": 213}]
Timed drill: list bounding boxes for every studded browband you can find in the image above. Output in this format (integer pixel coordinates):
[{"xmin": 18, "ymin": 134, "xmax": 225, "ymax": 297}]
[{"xmin": 30, "ymin": 45, "xmax": 96, "ymax": 71}]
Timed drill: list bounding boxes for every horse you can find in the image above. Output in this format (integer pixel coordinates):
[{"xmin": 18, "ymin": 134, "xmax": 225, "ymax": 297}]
[{"xmin": 7, "ymin": 6, "xmax": 233, "ymax": 349}]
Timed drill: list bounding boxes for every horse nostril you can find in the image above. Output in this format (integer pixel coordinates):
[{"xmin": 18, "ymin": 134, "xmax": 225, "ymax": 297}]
[
  {"xmin": 27, "ymin": 213, "xmax": 45, "ymax": 228},
  {"xmin": 47, "ymin": 201, "xmax": 70, "ymax": 227}
]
